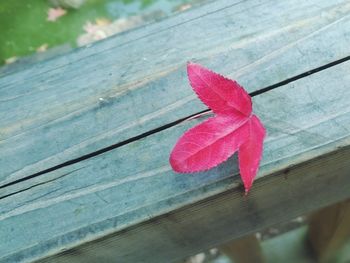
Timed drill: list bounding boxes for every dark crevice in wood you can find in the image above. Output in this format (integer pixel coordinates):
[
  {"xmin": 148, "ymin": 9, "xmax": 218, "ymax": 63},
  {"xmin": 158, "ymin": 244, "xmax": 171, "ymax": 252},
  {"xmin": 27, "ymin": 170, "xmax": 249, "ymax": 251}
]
[
  {"xmin": 249, "ymin": 55, "xmax": 350, "ymax": 97},
  {"xmin": 0, "ymin": 167, "xmax": 85, "ymax": 201},
  {"xmin": 1, "ymin": 55, "xmax": 350, "ymax": 196}
]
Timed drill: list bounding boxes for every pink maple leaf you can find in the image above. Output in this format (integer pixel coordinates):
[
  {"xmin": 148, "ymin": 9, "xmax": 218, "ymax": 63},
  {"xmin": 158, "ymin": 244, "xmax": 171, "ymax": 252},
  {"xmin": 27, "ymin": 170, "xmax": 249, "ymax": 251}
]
[
  {"xmin": 169, "ymin": 63, "xmax": 266, "ymax": 194},
  {"xmin": 47, "ymin": 7, "xmax": 67, "ymax": 22}
]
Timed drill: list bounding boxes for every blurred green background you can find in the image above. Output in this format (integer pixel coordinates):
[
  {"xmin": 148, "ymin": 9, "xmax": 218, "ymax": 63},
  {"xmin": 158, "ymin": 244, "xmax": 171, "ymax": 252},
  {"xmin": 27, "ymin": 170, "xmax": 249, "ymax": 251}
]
[{"xmin": 0, "ymin": 0, "xmax": 198, "ymax": 65}]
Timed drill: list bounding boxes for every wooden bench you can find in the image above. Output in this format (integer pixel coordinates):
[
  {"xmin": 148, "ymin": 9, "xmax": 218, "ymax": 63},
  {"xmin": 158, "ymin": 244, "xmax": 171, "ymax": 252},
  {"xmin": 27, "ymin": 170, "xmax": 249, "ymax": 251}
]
[{"xmin": 1, "ymin": 0, "xmax": 350, "ymax": 262}]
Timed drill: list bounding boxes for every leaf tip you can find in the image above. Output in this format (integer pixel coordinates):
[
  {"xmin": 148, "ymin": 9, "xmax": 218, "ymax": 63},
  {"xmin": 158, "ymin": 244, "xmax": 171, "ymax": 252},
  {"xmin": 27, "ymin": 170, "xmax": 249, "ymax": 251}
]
[
  {"xmin": 186, "ymin": 61, "xmax": 199, "ymax": 73},
  {"xmin": 169, "ymin": 154, "xmax": 179, "ymax": 173},
  {"xmin": 169, "ymin": 153, "xmax": 189, "ymax": 173}
]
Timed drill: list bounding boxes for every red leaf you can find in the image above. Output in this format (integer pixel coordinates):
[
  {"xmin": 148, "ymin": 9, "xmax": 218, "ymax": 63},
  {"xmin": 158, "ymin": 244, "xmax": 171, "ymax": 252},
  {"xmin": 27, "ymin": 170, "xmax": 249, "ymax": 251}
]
[
  {"xmin": 170, "ymin": 114, "xmax": 249, "ymax": 173},
  {"xmin": 238, "ymin": 115, "xmax": 266, "ymax": 194},
  {"xmin": 187, "ymin": 62, "xmax": 252, "ymax": 117},
  {"xmin": 169, "ymin": 63, "xmax": 266, "ymax": 193}
]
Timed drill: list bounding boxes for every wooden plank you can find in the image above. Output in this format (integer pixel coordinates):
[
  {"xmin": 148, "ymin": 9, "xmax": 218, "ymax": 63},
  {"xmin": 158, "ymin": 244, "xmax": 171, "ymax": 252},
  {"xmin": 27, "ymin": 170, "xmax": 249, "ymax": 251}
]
[
  {"xmin": 0, "ymin": 44, "xmax": 72, "ymax": 76},
  {"xmin": 2, "ymin": 59, "xmax": 350, "ymax": 262},
  {"xmin": 219, "ymin": 235, "xmax": 265, "ymax": 263},
  {"xmin": 2, "ymin": 0, "xmax": 350, "ymax": 186},
  {"xmin": 308, "ymin": 199, "xmax": 350, "ymax": 262},
  {"xmin": 35, "ymin": 140, "xmax": 350, "ymax": 263}
]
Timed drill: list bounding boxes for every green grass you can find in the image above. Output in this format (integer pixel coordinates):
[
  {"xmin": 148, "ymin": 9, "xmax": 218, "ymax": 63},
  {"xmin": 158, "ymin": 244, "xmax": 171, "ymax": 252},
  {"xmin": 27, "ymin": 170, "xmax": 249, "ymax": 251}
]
[
  {"xmin": 0, "ymin": 0, "xmax": 190, "ymax": 64},
  {"xmin": 0, "ymin": 0, "xmax": 113, "ymax": 62}
]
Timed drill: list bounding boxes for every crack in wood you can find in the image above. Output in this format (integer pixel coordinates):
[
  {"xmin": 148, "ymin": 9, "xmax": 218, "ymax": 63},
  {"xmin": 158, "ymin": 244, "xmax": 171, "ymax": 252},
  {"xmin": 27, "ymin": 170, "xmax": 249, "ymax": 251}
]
[{"xmin": 0, "ymin": 55, "xmax": 350, "ymax": 195}]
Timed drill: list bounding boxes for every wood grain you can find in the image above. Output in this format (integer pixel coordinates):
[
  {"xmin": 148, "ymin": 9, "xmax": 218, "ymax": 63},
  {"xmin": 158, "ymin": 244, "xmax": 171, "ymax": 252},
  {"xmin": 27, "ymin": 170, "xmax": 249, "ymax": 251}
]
[
  {"xmin": 2, "ymin": 0, "xmax": 350, "ymax": 186},
  {"xmin": 1, "ymin": 58, "xmax": 350, "ymax": 262},
  {"xmin": 35, "ymin": 141, "xmax": 350, "ymax": 263}
]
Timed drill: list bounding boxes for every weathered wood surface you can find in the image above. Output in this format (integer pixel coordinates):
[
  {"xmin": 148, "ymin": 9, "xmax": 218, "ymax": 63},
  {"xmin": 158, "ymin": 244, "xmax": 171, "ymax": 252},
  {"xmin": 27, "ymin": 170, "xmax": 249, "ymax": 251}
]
[
  {"xmin": 2, "ymin": 60, "xmax": 350, "ymax": 262},
  {"xmin": 1, "ymin": 0, "xmax": 350, "ymax": 187},
  {"xmin": 1, "ymin": 0, "xmax": 350, "ymax": 262}
]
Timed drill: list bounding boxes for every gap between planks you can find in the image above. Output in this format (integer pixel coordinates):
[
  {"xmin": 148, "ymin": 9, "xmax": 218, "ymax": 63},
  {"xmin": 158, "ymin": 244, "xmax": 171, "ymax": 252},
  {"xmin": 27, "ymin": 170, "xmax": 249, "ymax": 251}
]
[{"xmin": 1, "ymin": 55, "xmax": 350, "ymax": 197}]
